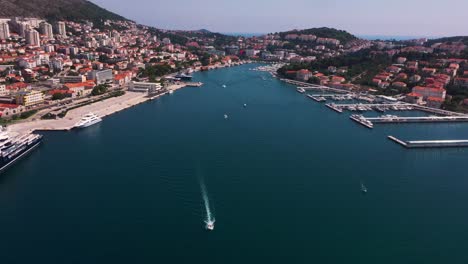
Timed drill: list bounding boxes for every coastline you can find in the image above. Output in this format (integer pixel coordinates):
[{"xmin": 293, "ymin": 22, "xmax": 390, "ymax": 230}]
[
  {"xmin": 7, "ymin": 62, "xmax": 252, "ymax": 137},
  {"xmin": 7, "ymin": 91, "xmax": 156, "ymax": 136}
]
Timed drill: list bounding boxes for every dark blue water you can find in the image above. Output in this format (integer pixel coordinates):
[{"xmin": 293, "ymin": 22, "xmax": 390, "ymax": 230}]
[{"xmin": 1, "ymin": 64, "xmax": 468, "ymax": 263}]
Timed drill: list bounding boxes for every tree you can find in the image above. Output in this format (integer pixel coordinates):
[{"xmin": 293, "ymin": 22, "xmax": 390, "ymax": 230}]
[
  {"xmin": 52, "ymin": 93, "xmax": 66, "ymax": 100},
  {"xmin": 91, "ymin": 84, "xmax": 109, "ymax": 96}
]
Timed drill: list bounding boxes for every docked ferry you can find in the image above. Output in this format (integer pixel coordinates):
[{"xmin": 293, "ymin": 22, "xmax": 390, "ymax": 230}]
[
  {"xmin": 174, "ymin": 73, "xmax": 193, "ymax": 80},
  {"xmin": 0, "ymin": 131, "xmax": 43, "ymax": 173}
]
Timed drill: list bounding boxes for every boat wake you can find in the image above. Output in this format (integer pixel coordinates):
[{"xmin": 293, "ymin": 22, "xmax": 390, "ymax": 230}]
[{"xmin": 200, "ymin": 178, "xmax": 215, "ymax": 230}]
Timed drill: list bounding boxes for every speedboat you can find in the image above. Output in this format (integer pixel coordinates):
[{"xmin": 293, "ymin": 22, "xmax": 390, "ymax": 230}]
[
  {"xmin": 222, "ymin": 84, "xmax": 227, "ymax": 88},
  {"xmin": 205, "ymin": 219, "xmax": 215, "ymax": 231},
  {"xmin": 74, "ymin": 113, "xmax": 102, "ymax": 128}
]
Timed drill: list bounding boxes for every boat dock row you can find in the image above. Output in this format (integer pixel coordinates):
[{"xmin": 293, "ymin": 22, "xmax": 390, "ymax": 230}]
[
  {"xmin": 388, "ymin": 136, "xmax": 468, "ymax": 148},
  {"xmin": 332, "ymin": 103, "xmax": 414, "ymax": 112},
  {"xmin": 307, "ymin": 94, "xmax": 326, "ymax": 102},
  {"xmin": 326, "ymin": 103, "xmax": 343, "ymax": 113},
  {"xmin": 350, "ymin": 114, "xmax": 373, "ymax": 129}
]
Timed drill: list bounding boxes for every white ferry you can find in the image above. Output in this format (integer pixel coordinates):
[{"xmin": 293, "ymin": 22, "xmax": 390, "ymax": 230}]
[{"xmin": 74, "ymin": 113, "xmax": 102, "ymax": 129}]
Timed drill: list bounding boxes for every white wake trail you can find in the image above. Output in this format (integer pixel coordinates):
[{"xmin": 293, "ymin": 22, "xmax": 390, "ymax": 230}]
[{"xmin": 200, "ymin": 178, "xmax": 214, "ymax": 223}]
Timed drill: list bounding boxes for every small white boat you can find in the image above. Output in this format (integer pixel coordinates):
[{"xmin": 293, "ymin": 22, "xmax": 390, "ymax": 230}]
[
  {"xmin": 222, "ymin": 84, "xmax": 227, "ymax": 88},
  {"xmin": 224, "ymin": 114, "xmax": 228, "ymax": 119},
  {"xmin": 168, "ymin": 90, "xmax": 174, "ymax": 94},
  {"xmin": 361, "ymin": 182, "xmax": 368, "ymax": 193},
  {"xmin": 205, "ymin": 219, "xmax": 215, "ymax": 231},
  {"xmin": 74, "ymin": 113, "xmax": 102, "ymax": 128},
  {"xmin": 243, "ymin": 104, "xmax": 247, "ymax": 108}
]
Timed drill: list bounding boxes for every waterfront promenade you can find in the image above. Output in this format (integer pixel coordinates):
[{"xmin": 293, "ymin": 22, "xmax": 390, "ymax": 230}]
[{"xmin": 8, "ymin": 91, "xmax": 152, "ymax": 135}]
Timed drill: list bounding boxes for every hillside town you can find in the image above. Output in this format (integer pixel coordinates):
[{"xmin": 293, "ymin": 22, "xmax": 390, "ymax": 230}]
[
  {"xmin": 1, "ymin": 16, "xmax": 468, "ymax": 124},
  {"xmin": 277, "ymin": 36, "xmax": 468, "ymax": 112}
]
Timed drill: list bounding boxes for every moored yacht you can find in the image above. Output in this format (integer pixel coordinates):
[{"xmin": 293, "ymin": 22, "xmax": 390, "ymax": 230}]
[{"xmin": 74, "ymin": 113, "xmax": 102, "ymax": 129}]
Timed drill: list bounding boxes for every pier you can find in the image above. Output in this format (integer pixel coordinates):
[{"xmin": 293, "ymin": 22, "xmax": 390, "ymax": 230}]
[
  {"xmin": 367, "ymin": 115, "xmax": 468, "ymax": 124},
  {"xmin": 325, "ymin": 103, "xmax": 343, "ymax": 113},
  {"xmin": 388, "ymin": 136, "xmax": 468, "ymax": 148}
]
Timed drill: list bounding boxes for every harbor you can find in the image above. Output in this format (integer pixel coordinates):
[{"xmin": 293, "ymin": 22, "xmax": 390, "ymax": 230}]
[
  {"xmin": 294, "ymin": 81, "xmax": 468, "ymax": 148},
  {"xmin": 3, "ymin": 63, "xmax": 468, "ymax": 263}
]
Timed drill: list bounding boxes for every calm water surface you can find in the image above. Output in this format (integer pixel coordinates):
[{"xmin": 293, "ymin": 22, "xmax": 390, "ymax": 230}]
[{"xmin": 1, "ymin": 64, "xmax": 468, "ymax": 263}]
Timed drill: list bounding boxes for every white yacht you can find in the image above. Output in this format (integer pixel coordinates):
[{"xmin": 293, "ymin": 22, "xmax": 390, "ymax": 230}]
[{"xmin": 74, "ymin": 113, "xmax": 102, "ymax": 129}]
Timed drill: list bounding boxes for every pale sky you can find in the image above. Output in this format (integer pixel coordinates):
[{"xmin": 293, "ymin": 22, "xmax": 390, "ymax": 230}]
[{"xmin": 91, "ymin": 0, "xmax": 468, "ymax": 37}]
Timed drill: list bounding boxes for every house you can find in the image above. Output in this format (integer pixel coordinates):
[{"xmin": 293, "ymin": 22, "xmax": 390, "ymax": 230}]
[
  {"xmin": 426, "ymin": 96, "xmax": 444, "ymax": 108},
  {"xmin": 422, "ymin": 67, "xmax": 437, "ymax": 75},
  {"xmin": 454, "ymin": 77, "xmax": 468, "ymax": 88},
  {"xmin": 386, "ymin": 65, "xmax": 401, "ymax": 74},
  {"xmin": 114, "ymin": 73, "xmax": 131, "ymax": 86},
  {"xmin": 331, "ymin": 76, "xmax": 345, "ymax": 83},
  {"xmin": 412, "ymin": 86, "xmax": 446, "ymax": 100},
  {"xmin": 296, "ymin": 69, "xmax": 313, "ymax": 82},
  {"xmin": 404, "ymin": 92, "xmax": 423, "ymax": 104},
  {"xmin": 378, "ymin": 82, "xmax": 390, "ymax": 89},
  {"xmin": 392, "ymin": 82, "xmax": 407, "ymax": 89},
  {"xmin": 0, "ymin": 103, "xmax": 25, "ymax": 117},
  {"xmin": 63, "ymin": 81, "xmax": 95, "ymax": 96}
]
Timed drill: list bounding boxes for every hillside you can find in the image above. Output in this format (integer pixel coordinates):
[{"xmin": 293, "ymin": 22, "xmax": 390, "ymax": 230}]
[
  {"xmin": 279, "ymin": 27, "xmax": 357, "ymax": 44},
  {"xmin": 0, "ymin": 0, "xmax": 127, "ymax": 22}
]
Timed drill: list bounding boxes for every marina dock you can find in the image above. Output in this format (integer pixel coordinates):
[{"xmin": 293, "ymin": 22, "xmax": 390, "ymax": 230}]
[
  {"xmin": 325, "ymin": 103, "xmax": 343, "ymax": 113},
  {"xmin": 367, "ymin": 116, "xmax": 468, "ymax": 124},
  {"xmin": 388, "ymin": 136, "xmax": 468, "ymax": 148}
]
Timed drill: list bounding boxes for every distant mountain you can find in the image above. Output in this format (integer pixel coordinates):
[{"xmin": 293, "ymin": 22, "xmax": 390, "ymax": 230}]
[
  {"xmin": 0, "ymin": 0, "xmax": 128, "ymax": 22},
  {"xmin": 197, "ymin": 29, "xmax": 212, "ymax": 34},
  {"xmin": 279, "ymin": 27, "xmax": 357, "ymax": 44},
  {"xmin": 426, "ymin": 36, "xmax": 468, "ymax": 46}
]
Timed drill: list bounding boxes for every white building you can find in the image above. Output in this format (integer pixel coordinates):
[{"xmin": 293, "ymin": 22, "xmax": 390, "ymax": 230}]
[
  {"xmin": 56, "ymin": 21, "xmax": 66, "ymax": 36},
  {"xmin": 88, "ymin": 69, "xmax": 113, "ymax": 84},
  {"xmin": 25, "ymin": 29, "xmax": 40, "ymax": 47},
  {"xmin": 129, "ymin": 82, "xmax": 163, "ymax": 93},
  {"xmin": 0, "ymin": 22, "xmax": 10, "ymax": 40},
  {"xmin": 39, "ymin": 22, "xmax": 54, "ymax": 40},
  {"xmin": 0, "ymin": 85, "xmax": 7, "ymax": 96}
]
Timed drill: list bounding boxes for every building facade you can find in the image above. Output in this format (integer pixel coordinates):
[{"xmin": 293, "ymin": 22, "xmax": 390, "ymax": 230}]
[
  {"xmin": 55, "ymin": 21, "xmax": 66, "ymax": 36},
  {"xmin": 129, "ymin": 82, "xmax": 163, "ymax": 93},
  {"xmin": 0, "ymin": 22, "xmax": 10, "ymax": 40},
  {"xmin": 87, "ymin": 69, "xmax": 113, "ymax": 84},
  {"xmin": 25, "ymin": 29, "xmax": 40, "ymax": 47},
  {"xmin": 16, "ymin": 90, "xmax": 45, "ymax": 107},
  {"xmin": 39, "ymin": 22, "xmax": 54, "ymax": 40}
]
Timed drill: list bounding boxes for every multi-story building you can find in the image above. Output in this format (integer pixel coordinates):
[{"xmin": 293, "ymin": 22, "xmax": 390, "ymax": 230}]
[
  {"xmin": 0, "ymin": 85, "xmax": 7, "ymax": 96},
  {"xmin": 296, "ymin": 69, "xmax": 313, "ymax": 82},
  {"xmin": 0, "ymin": 22, "xmax": 10, "ymax": 40},
  {"xmin": 58, "ymin": 75, "xmax": 87, "ymax": 84},
  {"xmin": 87, "ymin": 69, "xmax": 113, "ymax": 84},
  {"xmin": 412, "ymin": 86, "xmax": 446, "ymax": 100},
  {"xmin": 129, "ymin": 81, "xmax": 163, "ymax": 93},
  {"xmin": 17, "ymin": 22, "xmax": 31, "ymax": 38},
  {"xmin": 15, "ymin": 90, "xmax": 45, "ymax": 107},
  {"xmin": 25, "ymin": 28, "xmax": 40, "ymax": 47},
  {"xmin": 55, "ymin": 21, "xmax": 66, "ymax": 36},
  {"xmin": 39, "ymin": 22, "xmax": 54, "ymax": 40}
]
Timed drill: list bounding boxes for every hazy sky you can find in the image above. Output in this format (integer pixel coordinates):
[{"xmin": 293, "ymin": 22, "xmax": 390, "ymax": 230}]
[{"xmin": 91, "ymin": 0, "xmax": 468, "ymax": 36}]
